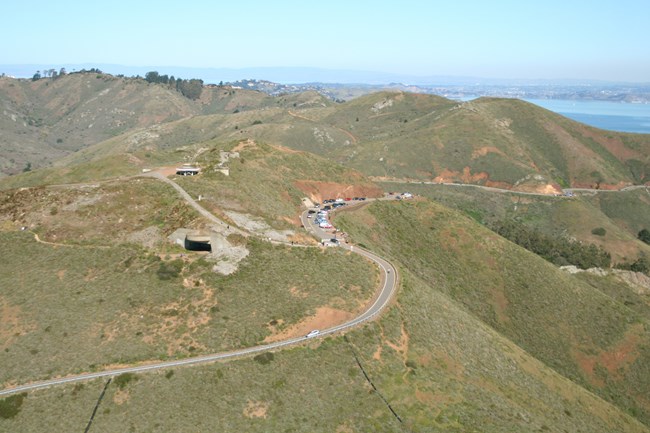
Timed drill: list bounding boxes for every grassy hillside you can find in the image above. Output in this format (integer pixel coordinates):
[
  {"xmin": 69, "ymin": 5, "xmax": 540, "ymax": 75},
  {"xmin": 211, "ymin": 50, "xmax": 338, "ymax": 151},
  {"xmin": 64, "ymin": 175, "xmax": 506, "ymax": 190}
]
[
  {"xmin": 318, "ymin": 93, "xmax": 650, "ymax": 188},
  {"xmin": 2, "ymin": 256, "xmax": 648, "ymax": 432},
  {"xmin": 334, "ymin": 198, "xmax": 650, "ymax": 426},
  {"xmin": 0, "ymin": 73, "xmax": 275, "ymax": 176},
  {"xmin": 5, "ymin": 74, "xmax": 649, "ymax": 190},
  {"xmin": 175, "ymin": 140, "xmax": 383, "ymax": 229},
  {"xmin": 0, "ymin": 175, "xmax": 378, "ymax": 384},
  {"xmin": 384, "ymin": 182, "xmax": 650, "ymax": 264}
]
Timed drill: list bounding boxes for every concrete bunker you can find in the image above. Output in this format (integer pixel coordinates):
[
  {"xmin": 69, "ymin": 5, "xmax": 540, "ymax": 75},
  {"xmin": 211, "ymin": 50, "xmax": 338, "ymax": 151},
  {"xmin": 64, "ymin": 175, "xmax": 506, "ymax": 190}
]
[{"xmin": 184, "ymin": 233, "xmax": 212, "ymax": 252}]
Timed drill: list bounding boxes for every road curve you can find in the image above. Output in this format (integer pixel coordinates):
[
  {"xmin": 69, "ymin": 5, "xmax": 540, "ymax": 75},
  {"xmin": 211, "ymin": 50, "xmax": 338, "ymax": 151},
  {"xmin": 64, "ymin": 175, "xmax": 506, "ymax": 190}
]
[{"xmin": 0, "ymin": 184, "xmax": 397, "ymax": 397}]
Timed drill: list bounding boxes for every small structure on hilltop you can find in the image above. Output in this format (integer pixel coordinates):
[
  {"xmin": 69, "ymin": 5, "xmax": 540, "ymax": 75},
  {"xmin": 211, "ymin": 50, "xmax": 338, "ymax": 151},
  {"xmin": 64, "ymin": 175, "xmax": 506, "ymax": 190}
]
[{"xmin": 176, "ymin": 163, "xmax": 200, "ymax": 176}]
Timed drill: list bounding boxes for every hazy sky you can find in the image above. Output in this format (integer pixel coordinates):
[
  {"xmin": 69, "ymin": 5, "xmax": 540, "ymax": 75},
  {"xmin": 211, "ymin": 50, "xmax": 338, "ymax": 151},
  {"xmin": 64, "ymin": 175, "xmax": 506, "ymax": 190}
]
[{"xmin": 3, "ymin": 0, "xmax": 649, "ymax": 82}]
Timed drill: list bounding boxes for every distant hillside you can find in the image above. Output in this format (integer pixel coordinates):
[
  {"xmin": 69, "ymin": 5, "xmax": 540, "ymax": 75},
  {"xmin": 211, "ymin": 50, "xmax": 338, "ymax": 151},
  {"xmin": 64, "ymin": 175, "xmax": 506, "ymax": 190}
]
[
  {"xmin": 319, "ymin": 92, "xmax": 650, "ymax": 190},
  {"xmin": 2, "ymin": 73, "xmax": 650, "ymax": 192},
  {"xmin": 0, "ymin": 73, "xmax": 276, "ymax": 176}
]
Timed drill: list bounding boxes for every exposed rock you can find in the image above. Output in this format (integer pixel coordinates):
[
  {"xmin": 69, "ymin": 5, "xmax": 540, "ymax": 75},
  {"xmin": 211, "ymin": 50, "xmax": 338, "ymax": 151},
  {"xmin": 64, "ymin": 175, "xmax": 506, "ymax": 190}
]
[{"xmin": 224, "ymin": 211, "xmax": 294, "ymax": 242}]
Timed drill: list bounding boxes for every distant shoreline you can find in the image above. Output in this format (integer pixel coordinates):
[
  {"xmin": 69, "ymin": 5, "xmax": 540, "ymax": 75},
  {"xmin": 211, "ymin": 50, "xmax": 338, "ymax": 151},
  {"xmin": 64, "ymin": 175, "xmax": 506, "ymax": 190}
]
[{"xmin": 524, "ymin": 99, "xmax": 650, "ymax": 134}]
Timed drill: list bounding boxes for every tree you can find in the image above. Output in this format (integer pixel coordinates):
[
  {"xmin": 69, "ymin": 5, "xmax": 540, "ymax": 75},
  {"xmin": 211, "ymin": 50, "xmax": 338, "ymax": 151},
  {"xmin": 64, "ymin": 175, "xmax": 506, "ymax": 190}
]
[
  {"xmin": 32, "ymin": 71, "xmax": 41, "ymax": 81},
  {"xmin": 638, "ymin": 229, "xmax": 650, "ymax": 245},
  {"xmin": 145, "ymin": 71, "xmax": 160, "ymax": 83},
  {"xmin": 177, "ymin": 78, "xmax": 204, "ymax": 100}
]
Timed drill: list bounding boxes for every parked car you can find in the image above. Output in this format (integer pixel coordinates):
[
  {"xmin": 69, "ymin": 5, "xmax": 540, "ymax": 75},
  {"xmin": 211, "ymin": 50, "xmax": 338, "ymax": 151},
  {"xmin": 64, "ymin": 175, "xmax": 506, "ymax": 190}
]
[{"xmin": 306, "ymin": 330, "xmax": 320, "ymax": 338}]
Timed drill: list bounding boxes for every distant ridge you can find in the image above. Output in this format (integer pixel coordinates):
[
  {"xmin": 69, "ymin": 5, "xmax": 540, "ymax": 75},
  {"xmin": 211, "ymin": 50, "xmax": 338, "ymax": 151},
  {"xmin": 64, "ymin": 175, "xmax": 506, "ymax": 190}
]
[{"xmin": 2, "ymin": 63, "xmax": 648, "ymax": 86}]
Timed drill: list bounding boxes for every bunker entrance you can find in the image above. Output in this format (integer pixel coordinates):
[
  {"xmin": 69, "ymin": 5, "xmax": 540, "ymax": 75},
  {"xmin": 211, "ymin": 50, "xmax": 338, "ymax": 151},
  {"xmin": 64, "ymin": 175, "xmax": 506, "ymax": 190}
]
[{"xmin": 184, "ymin": 235, "xmax": 212, "ymax": 252}]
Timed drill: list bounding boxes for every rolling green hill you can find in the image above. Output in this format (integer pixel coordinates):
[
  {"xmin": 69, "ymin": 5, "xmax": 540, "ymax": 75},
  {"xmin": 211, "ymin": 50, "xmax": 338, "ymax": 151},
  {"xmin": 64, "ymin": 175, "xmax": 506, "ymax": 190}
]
[
  {"xmin": 3, "ymin": 74, "xmax": 649, "ymax": 191},
  {"xmin": 2, "ymin": 74, "xmax": 650, "ymax": 431},
  {"xmin": 2, "ymin": 189, "xmax": 648, "ymax": 431},
  {"xmin": 0, "ymin": 73, "xmax": 277, "ymax": 176},
  {"xmin": 335, "ymin": 198, "xmax": 650, "ymax": 426},
  {"xmin": 382, "ymin": 182, "xmax": 650, "ymax": 264}
]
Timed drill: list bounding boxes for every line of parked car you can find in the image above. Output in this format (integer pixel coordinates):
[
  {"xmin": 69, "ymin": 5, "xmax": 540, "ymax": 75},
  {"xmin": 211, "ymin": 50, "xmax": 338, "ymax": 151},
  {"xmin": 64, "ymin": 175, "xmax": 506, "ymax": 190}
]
[{"xmin": 307, "ymin": 197, "xmax": 366, "ymax": 228}]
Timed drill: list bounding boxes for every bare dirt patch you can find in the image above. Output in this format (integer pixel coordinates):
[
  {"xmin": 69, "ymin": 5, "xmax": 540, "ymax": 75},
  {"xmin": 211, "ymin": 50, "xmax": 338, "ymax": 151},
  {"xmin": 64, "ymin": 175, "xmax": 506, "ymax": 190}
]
[
  {"xmin": 415, "ymin": 388, "xmax": 435, "ymax": 404},
  {"xmin": 294, "ymin": 180, "xmax": 383, "ymax": 202},
  {"xmin": 380, "ymin": 320, "xmax": 410, "ymax": 363},
  {"xmin": 269, "ymin": 143, "xmax": 300, "ymax": 154},
  {"xmin": 471, "ymin": 146, "xmax": 507, "ymax": 159},
  {"xmin": 152, "ymin": 166, "xmax": 177, "ymax": 177},
  {"xmin": 113, "ymin": 389, "xmax": 130, "ymax": 405},
  {"xmin": 572, "ymin": 323, "xmax": 645, "ymax": 387},
  {"xmin": 289, "ymin": 286, "xmax": 308, "ymax": 299},
  {"xmin": 232, "ymin": 138, "xmax": 257, "ymax": 153},
  {"xmin": 243, "ymin": 400, "xmax": 269, "ymax": 419},
  {"xmin": 372, "ymin": 344, "xmax": 383, "ymax": 361},
  {"xmin": 263, "ymin": 307, "xmax": 354, "ymax": 343},
  {"xmin": 0, "ymin": 297, "xmax": 35, "ymax": 350},
  {"xmin": 578, "ymin": 125, "xmax": 641, "ymax": 161}
]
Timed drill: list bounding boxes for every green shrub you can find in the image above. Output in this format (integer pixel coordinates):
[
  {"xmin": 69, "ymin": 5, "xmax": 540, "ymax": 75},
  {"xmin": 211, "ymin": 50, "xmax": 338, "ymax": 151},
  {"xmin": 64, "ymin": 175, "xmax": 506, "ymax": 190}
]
[
  {"xmin": 638, "ymin": 229, "xmax": 650, "ymax": 245},
  {"xmin": 113, "ymin": 373, "xmax": 138, "ymax": 389},
  {"xmin": 253, "ymin": 352, "xmax": 274, "ymax": 365},
  {"xmin": 591, "ymin": 227, "xmax": 606, "ymax": 236},
  {"xmin": 0, "ymin": 393, "xmax": 26, "ymax": 419}
]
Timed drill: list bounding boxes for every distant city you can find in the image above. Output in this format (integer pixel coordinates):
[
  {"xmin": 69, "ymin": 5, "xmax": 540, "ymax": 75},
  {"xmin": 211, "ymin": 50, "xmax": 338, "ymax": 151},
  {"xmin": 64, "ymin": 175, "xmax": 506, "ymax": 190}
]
[{"xmin": 226, "ymin": 79, "xmax": 650, "ymax": 104}]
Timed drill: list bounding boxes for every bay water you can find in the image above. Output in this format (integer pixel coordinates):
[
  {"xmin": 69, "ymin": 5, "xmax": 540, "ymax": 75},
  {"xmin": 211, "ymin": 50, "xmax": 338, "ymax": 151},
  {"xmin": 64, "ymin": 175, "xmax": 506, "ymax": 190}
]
[{"xmin": 524, "ymin": 98, "xmax": 650, "ymax": 134}]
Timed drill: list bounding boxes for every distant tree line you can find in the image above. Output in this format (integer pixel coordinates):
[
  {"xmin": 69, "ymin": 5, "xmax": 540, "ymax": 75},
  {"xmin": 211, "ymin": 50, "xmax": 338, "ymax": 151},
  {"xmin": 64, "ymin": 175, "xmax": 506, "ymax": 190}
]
[
  {"xmin": 490, "ymin": 219, "xmax": 611, "ymax": 269},
  {"xmin": 31, "ymin": 67, "xmax": 106, "ymax": 81},
  {"xmin": 28, "ymin": 68, "xmax": 204, "ymax": 101},
  {"xmin": 32, "ymin": 67, "xmax": 68, "ymax": 81},
  {"xmin": 144, "ymin": 71, "xmax": 204, "ymax": 100}
]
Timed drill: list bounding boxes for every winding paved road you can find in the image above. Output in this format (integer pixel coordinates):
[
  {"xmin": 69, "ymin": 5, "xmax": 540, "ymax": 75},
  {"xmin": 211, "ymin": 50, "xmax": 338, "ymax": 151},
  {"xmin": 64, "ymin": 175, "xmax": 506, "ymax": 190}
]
[
  {"xmin": 378, "ymin": 178, "xmax": 649, "ymax": 197},
  {"xmin": 0, "ymin": 181, "xmax": 397, "ymax": 397}
]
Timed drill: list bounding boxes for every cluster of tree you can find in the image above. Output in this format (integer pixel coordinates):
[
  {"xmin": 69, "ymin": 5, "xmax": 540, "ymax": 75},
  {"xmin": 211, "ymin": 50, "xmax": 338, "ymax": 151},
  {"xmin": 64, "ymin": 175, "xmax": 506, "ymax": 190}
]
[
  {"xmin": 491, "ymin": 220, "xmax": 611, "ymax": 269},
  {"xmin": 638, "ymin": 229, "xmax": 650, "ymax": 245},
  {"xmin": 31, "ymin": 67, "xmax": 105, "ymax": 81},
  {"xmin": 144, "ymin": 71, "xmax": 204, "ymax": 100},
  {"xmin": 32, "ymin": 68, "xmax": 67, "ymax": 81},
  {"xmin": 616, "ymin": 255, "xmax": 650, "ymax": 275}
]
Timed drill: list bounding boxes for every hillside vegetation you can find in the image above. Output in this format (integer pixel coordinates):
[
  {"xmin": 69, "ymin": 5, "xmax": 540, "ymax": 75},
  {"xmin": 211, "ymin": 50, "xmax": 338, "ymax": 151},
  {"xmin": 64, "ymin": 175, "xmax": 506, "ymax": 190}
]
[
  {"xmin": 2, "ymin": 73, "xmax": 649, "ymax": 191},
  {"xmin": 2, "ymin": 73, "xmax": 650, "ymax": 431},
  {"xmin": 335, "ymin": 198, "xmax": 650, "ymax": 426},
  {"xmin": 386, "ymin": 182, "xmax": 650, "ymax": 265}
]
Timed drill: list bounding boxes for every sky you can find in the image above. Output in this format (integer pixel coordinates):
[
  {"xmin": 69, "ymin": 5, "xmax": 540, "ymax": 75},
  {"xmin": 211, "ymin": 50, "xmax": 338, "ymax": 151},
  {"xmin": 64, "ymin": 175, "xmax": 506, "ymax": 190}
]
[{"xmin": 3, "ymin": 0, "xmax": 649, "ymax": 83}]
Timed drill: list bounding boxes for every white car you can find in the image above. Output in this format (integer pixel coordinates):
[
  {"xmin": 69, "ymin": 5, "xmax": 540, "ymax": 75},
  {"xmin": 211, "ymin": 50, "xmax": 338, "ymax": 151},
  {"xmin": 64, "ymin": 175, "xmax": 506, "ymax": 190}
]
[{"xmin": 306, "ymin": 330, "xmax": 320, "ymax": 338}]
